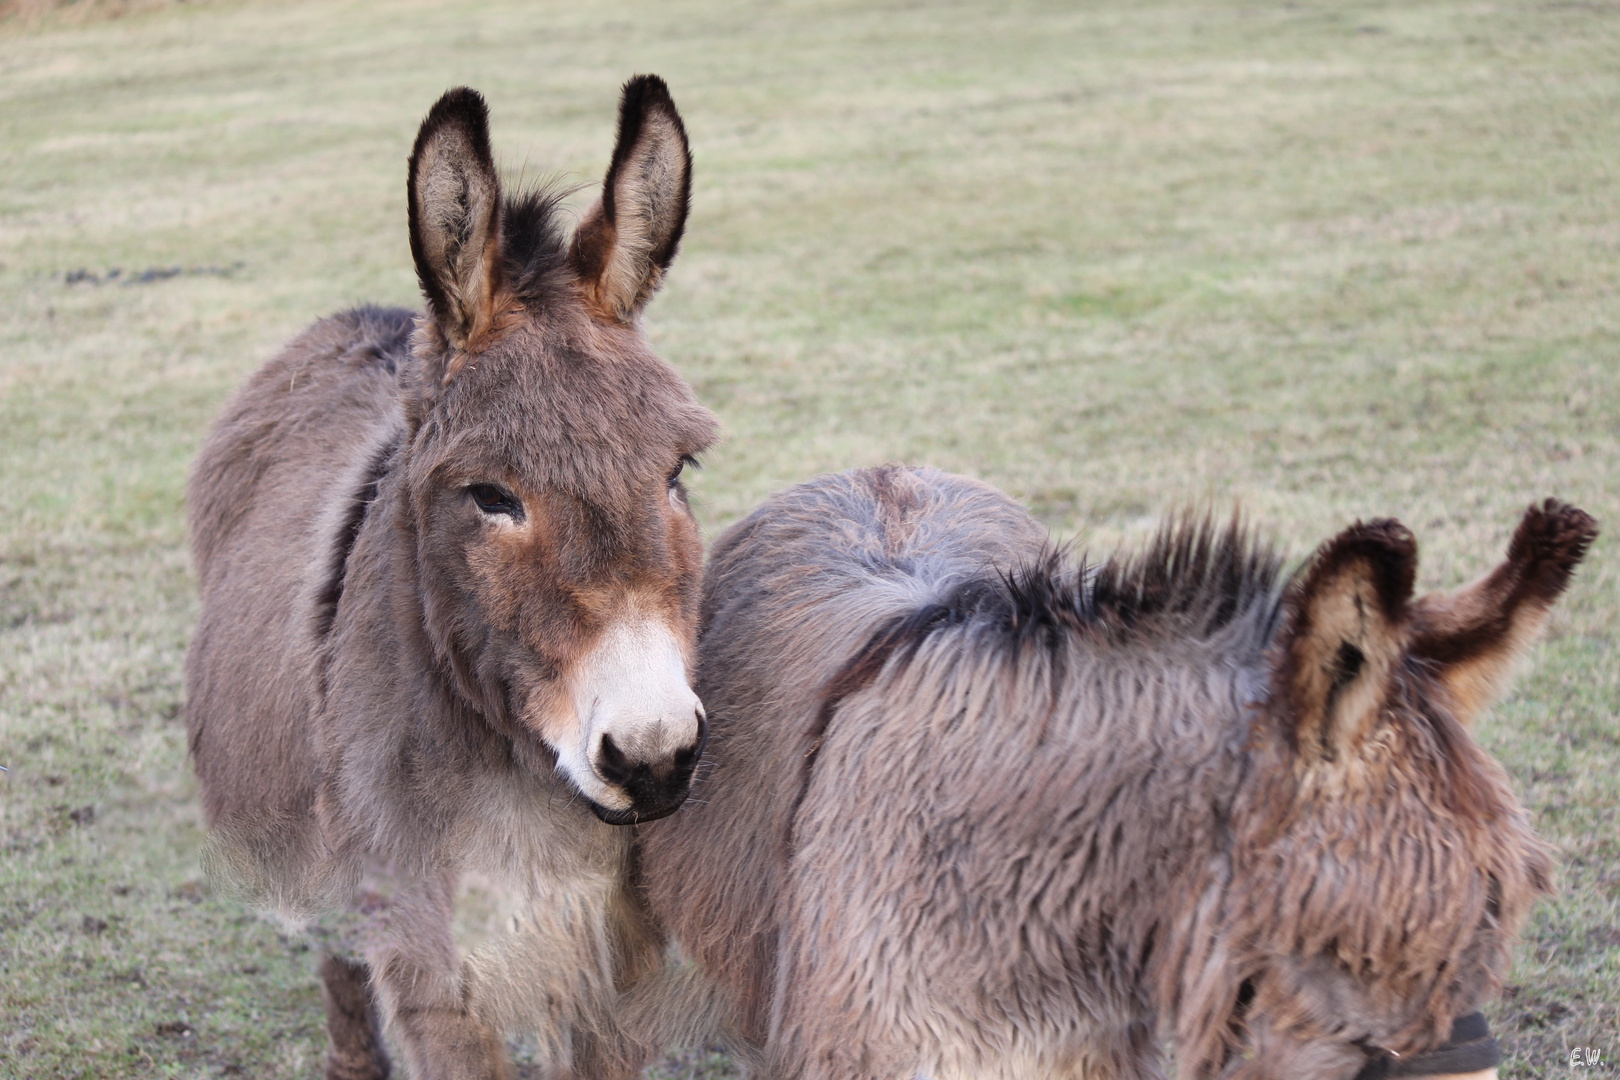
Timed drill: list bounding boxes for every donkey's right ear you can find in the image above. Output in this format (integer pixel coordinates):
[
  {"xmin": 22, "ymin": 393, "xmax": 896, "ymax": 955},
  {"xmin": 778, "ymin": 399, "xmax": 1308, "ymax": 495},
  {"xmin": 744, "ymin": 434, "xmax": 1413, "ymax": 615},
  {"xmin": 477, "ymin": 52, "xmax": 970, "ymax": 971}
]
[
  {"xmin": 1275, "ymin": 520, "xmax": 1418, "ymax": 762},
  {"xmin": 408, "ymin": 87, "xmax": 504, "ymax": 356},
  {"xmin": 571, "ymin": 75, "xmax": 692, "ymax": 324}
]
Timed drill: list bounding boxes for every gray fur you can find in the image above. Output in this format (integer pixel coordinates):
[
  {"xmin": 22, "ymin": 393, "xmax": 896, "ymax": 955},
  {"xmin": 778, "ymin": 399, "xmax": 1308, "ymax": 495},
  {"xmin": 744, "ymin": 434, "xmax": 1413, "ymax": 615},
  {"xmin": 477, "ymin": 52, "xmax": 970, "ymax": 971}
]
[
  {"xmin": 635, "ymin": 467, "xmax": 1589, "ymax": 1080},
  {"xmin": 188, "ymin": 80, "xmax": 713, "ymax": 1080}
]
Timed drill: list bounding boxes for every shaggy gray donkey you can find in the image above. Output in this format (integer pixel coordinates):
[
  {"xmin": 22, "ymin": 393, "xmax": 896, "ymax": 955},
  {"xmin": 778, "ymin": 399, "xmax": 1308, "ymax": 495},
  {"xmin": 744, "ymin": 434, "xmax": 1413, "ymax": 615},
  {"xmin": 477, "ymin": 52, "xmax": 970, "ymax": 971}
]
[{"xmin": 633, "ymin": 465, "xmax": 1594, "ymax": 1080}]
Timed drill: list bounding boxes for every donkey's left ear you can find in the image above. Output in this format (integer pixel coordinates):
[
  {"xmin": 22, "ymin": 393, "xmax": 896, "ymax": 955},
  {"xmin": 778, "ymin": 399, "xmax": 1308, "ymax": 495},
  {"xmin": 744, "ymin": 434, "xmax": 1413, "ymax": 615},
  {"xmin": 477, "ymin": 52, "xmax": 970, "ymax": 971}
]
[
  {"xmin": 571, "ymin": 75, "xmax": 692, "ymax": 324},
  {"xmin": 1409, "ymin": 500, "xmax": 1597, "ymax": 725},
  {"xmin": 1276, "ymin": 520, "xmax": 1417, "ymax": 762}
]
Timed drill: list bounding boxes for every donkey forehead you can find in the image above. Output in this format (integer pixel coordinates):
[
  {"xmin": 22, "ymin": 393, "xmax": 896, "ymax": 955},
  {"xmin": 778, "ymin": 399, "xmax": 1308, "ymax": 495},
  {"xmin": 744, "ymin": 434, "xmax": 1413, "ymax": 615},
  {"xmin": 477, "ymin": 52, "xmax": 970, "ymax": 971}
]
[{"xmin": 422, "ymin": 328, "xmax": 717, "ymax": 477}]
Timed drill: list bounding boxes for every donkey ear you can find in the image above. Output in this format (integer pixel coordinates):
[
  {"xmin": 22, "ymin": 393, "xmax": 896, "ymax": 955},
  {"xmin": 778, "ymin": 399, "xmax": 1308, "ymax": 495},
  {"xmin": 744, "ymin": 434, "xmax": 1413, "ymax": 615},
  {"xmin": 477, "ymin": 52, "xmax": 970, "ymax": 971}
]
[
  {"xmin": 571, "ymin": 75, "xmax": 692, "ymax": 324},
  {"xmin": 1409, "ymin": 500, "xmax": 1597, "ymax": 725},
  {"xmin": 408, "ymin": 87, "xmax": 504, "ymax": 354},
  {"xmin": 1277, "ymin": 520, "xmax": 1418, "ymax": 762}
]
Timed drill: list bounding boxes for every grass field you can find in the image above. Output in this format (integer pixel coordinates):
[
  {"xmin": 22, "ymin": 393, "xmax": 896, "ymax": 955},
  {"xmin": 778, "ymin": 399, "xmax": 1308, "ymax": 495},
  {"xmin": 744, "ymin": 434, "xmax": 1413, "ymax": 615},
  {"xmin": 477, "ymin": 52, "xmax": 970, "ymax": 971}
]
[{"xmin": 1, "ymin": 0, "xmax": 1616, "ymax": 1076}]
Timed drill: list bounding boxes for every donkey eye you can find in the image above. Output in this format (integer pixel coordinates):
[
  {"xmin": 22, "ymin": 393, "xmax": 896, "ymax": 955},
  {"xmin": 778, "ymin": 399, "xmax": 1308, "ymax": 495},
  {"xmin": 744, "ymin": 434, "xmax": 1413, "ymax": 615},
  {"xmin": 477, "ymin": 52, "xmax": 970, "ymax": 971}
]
[
  {"xmin": 467, "ymin": 484, "xmax": 522, "ymax": 519},
  {"xmin": 667, "ymin": 454, "xmax": 699, "ymax": 490}
]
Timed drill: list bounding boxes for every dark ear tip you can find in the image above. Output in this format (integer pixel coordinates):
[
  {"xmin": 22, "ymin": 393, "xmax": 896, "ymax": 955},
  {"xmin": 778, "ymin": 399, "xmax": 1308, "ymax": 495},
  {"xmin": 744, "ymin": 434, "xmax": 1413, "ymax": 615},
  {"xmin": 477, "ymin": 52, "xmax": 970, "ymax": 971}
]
[
  {"xmin": 423, "ymin": 86, "xmax": 490, "ymax": 128},
  {"xmin": 411, "ymin": 87, "xmax": 495, "ymax": 180},
  {"xmin": 438, "ymin": 85, "xmax": 486, "ymax": 107},
  {"xmin": 622, "ymin": 73, "xmax": 675, "ymax": 108},
  {"xmin": 1513, "ymin": 499, "xmax": 1599, "ymax": 579},
  {"xmin": 414, "ymin": 88, "xmax": 493, "ymax": 165},
  {"xmin": 1304, "ymin": 517, "xmax": 1418, "ymax": 615},
  {"xmin": 617, "ymin": 74, "xmax": 687, "ymax": 142},
  {"xmin": 1338, "ymin": 518, "xmax": 1418, "ymax": 564}
]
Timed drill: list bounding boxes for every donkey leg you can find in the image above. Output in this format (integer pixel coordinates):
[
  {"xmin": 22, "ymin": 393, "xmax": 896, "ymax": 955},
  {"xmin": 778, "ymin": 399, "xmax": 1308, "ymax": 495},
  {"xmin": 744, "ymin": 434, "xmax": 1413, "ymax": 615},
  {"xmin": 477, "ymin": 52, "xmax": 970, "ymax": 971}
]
[
  {"xmin": 551, "ymin": 1028, "xmax": 637, "ymax": 1080},
  {"xmin": 368, "ymin": 874, "xmax": 510, "ymax": 1080},
  {"xmin": 320, "ymin": 953, "xmax": 392, "ymax": 1080}
]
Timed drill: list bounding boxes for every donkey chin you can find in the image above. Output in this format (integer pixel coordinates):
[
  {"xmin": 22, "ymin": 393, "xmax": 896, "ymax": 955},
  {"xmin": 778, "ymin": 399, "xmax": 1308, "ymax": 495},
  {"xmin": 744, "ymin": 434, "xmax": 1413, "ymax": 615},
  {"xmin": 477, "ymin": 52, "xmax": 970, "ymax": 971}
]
[{"xmin": 547, "ymin": 616, "xmax": 708, "ymax": 826}]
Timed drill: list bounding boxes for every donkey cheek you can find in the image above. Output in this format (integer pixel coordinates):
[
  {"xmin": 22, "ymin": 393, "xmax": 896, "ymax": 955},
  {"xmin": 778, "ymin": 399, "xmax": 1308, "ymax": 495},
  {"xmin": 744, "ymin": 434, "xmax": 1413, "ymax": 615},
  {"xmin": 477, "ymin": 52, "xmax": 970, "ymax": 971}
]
[{"xmin": 515, "ymin": 684, "xmax": 583, "ymax": 749}]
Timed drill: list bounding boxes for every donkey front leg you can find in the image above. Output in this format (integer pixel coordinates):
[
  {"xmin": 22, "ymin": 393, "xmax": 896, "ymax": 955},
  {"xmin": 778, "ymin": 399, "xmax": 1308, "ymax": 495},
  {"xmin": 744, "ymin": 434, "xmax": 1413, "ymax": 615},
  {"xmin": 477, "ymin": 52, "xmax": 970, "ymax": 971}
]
[
  {"xmin": 320, "ymin": 953, "xmax": 392, "ymax": 1080},
  {"xmin": 457, "ymin": 874, "xmax": 658, "ymax": 1080},
  {"xmin": 368, "ymin": 873, "xmax": 510, "ymax": 1080}
]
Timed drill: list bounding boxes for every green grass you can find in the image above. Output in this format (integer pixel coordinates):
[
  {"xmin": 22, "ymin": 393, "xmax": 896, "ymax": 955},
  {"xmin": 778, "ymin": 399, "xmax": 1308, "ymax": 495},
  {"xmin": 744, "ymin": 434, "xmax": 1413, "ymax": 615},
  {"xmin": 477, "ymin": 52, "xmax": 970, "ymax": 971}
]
[{"xmin": 2, "ymin": 0, "xmax": 1617, "ymax": 1076}]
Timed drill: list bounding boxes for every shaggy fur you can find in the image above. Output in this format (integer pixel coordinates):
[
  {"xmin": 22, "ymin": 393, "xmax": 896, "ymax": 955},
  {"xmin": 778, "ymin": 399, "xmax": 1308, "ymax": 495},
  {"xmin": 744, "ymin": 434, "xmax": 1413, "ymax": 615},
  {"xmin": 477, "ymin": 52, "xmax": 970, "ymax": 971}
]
[
  {"xmin": 187, "ymin": 78, "xmax": 715, "ymax": 1080},
  {"xmin": 633, "ymin": 467, "xmax": 1594, "ymax": 1080}
]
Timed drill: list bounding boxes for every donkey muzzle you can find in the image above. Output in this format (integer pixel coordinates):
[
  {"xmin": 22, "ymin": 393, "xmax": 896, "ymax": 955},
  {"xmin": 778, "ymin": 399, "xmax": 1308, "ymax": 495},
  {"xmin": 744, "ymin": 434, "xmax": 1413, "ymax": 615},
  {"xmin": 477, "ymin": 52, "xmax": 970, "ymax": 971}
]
[
  {"xmin": 588, "ymin": 709, "xmax": 708, "ymax": 825},
  {"xmin": 1353, "ymin": 1012, "xmax": 1500, "ymax": 1080}
]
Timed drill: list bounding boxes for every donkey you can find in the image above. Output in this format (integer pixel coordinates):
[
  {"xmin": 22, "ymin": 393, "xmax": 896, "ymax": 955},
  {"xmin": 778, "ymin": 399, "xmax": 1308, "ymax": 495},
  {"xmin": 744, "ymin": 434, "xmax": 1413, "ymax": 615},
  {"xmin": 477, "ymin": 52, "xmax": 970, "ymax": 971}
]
[
  {"xmin": 631, "ymin": 466, "xmax": 1595, "ymax": 1080},
  {"xmin": 186, "ymin": 78, "xmax": 716, "ymax": 1080}
]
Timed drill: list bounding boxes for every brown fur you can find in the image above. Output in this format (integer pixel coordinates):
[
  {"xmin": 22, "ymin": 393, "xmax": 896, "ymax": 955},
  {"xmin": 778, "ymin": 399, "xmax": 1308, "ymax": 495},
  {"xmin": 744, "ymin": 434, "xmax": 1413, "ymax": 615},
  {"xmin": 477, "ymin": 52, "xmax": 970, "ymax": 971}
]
[
  {"xmin": 321, "ymin": 954, "xmax": 392, "ymax": 1080},
  {"xmin": 570, "ymin": 76, "xmax": 692, "ymax": 324},
  {"xmin": 187, "ymin": 78, "xmax": 715, "ymax": 1079},
  {"xmin": 633, "ymin": 468, "xmax": 1593, "ymax": 1080},
  {"xmin": 1410, "ymin": 498, "xmax": 1598, "ymax": 723}
]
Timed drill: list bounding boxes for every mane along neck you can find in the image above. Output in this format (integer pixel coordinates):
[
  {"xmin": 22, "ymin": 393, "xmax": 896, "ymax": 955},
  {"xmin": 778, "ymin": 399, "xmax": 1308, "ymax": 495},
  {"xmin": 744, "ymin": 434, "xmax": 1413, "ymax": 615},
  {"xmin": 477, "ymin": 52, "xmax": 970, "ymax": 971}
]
[
  {"xmin": 860, "ymin": 514, "xmax": 1289, "ymax": 709},
  {"xmin": 804, "ymin": 518, "xmax": 1291, "ymax": 1019}
]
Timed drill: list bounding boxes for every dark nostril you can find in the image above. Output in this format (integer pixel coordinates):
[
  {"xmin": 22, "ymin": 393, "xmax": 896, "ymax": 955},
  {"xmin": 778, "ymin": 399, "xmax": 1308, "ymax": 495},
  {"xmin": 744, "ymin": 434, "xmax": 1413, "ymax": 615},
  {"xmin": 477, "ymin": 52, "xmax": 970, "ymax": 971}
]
[
  {"xmin": 667, "ymin": 708, "xmax": 708, "ymax": 777},
  {"xmin": 596, "ymin": 733, "xmax": 632, "ymax": 786}
]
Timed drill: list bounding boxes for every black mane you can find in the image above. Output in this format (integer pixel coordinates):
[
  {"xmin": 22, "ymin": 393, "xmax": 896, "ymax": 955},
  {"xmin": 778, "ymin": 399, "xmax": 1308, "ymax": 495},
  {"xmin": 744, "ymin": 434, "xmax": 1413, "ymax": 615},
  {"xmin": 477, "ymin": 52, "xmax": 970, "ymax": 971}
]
[
  {"xmin": 501, "ymin": 183, "xmax": 575, "ymax": 306},
  {"xmin": 817, "ymin": 514, "xmax": 1289, "ymax": 748},
  {"xmin": 1001, "ymin": 513, "xmax": 1287, "ymax": 649},
  {"xmin": 887, "ymin": 515, "xmax": 1289, "ymax": 672}
]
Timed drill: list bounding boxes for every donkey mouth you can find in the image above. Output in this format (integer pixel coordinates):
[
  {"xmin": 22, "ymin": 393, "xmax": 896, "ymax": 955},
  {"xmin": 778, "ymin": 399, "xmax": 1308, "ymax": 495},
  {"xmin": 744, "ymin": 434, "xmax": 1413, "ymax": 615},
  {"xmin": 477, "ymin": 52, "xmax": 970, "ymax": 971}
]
[
  {"xmin": 587, "ymin": 792, "xmax": 690, "ymax": 826},
  {"xmin": 585, "ymin": 756, "xmax": 699, "ymax": 825}
]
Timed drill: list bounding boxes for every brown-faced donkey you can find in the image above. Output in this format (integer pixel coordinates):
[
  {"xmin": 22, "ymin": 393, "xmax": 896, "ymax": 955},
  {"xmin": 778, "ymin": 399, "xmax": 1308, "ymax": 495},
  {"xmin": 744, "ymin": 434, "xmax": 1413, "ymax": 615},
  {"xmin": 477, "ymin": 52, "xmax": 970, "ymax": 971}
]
[
  {"xmin": 186, "ymin": 79, "xmax": 716, "ymax": 1080},
  {"xmin": 631, "ymin": 466, "xmax": 1595, "ymax": 1080}
]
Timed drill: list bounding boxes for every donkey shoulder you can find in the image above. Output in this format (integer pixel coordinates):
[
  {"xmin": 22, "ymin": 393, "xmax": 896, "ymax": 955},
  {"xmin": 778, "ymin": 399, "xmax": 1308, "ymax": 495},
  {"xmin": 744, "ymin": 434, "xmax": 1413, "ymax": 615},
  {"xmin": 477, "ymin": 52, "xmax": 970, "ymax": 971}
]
[
  {"xmin": 705, "ymin": 465, "xmax": 1047, "ymax": 636},
  {"xmin": 698, "ymin": 465, "xmax": 1048, "ymax": 753},
  {"xmin": 189, "ymin": 305, "xmax": 413, "ymax": 578},
  {"xmin": 187, "ymin": 306, "xmax": 414, "ymax": 822}
]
